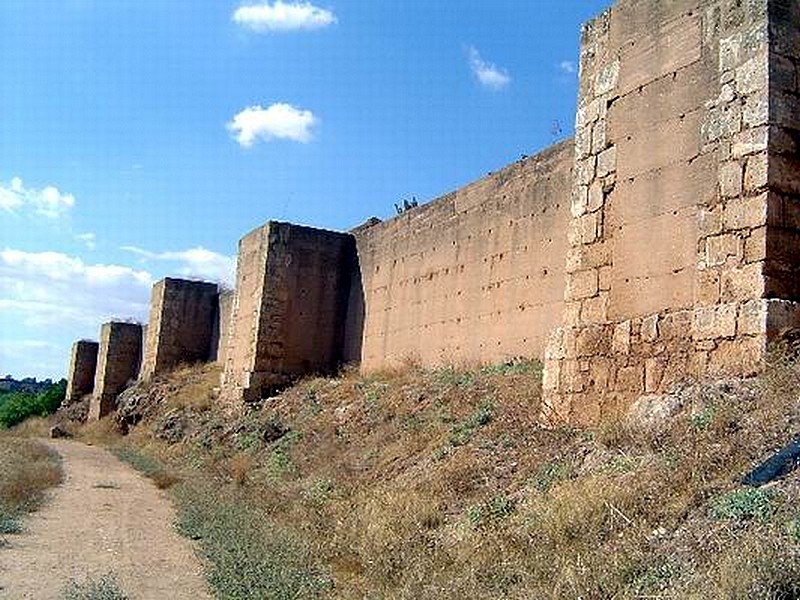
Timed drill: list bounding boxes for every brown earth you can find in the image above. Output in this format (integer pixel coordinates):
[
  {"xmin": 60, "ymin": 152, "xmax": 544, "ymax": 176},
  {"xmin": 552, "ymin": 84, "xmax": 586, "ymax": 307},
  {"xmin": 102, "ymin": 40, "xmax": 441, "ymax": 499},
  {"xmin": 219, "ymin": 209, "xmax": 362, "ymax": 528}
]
[{"xmin": 0, "ymin": 439, "xmax": 209, "ymax": 599}]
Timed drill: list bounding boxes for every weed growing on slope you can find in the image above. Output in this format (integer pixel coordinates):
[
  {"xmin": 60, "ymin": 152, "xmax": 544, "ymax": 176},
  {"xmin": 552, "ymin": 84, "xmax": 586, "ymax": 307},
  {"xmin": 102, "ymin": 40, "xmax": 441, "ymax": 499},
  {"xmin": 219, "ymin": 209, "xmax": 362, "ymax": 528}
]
[
  {"xmin": 62, "ymin": 574, "xmax": 128, "ymax": 600},
  {"xmin": 710, "ymin": 487, "xmax": 779, "ymax": 522},
  {"xmin": 467, "ymin": 493, "xmax": 516, "ymax": 527},
  {"xmin": 530, "ymin": 459, "xmax": 574, "ymax": 492},
  {"xmin": 0, "ymin": 508, "xmax": 22, "ymax": 534},
  {"xmin": 448, "ymin": 401, "xmax": 493, "ymax": 447}
]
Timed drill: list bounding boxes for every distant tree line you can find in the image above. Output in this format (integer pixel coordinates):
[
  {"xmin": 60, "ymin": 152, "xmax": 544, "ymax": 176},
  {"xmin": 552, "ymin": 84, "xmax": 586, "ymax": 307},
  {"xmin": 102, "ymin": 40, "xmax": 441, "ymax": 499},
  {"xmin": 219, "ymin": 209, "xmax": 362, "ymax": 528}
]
[{"xmin": 0, "ymin": 379, "xmax": 66, "ymax": 428}]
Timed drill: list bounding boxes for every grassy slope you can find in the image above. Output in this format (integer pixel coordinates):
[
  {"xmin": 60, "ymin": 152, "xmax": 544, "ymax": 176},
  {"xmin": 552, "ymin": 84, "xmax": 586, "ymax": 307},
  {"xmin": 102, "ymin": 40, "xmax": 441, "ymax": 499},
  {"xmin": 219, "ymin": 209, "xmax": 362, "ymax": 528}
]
[{"xmin": 78, "ymin": 353, "xmax": 800, "ymax": 599}]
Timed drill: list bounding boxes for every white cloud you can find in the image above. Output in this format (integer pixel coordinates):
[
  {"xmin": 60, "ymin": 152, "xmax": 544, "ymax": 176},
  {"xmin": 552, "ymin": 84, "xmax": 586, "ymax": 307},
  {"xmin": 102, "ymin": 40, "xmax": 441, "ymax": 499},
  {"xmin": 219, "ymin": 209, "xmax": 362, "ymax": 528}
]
[
  {"xmin": 0, "ymin": 176, "xmax": 76, "ymax": 218},
  {"xmin": 75, "ymin": 232, "xmax": 96, "ymax": 250},
  {"xmin": 0, "ymin": 248, "xmax": 153, "ymax": 329},
  {"xmin": 227, "ymin": 103, "xmax": 317, "ymax": 146},
  {"xmin": 121, "ymin": 245, "xmax": 236, "ymax": 286},
  {"xmin": 559, "ymin": 60, "xmax": 577, "ymax": 74},
  {"xmin": 467, "ymin": 46, "xmax": 511, "ymax": 91},
  {"xmin": 233, "ymin": 1, "xmax": 336, "ymax": 32}
]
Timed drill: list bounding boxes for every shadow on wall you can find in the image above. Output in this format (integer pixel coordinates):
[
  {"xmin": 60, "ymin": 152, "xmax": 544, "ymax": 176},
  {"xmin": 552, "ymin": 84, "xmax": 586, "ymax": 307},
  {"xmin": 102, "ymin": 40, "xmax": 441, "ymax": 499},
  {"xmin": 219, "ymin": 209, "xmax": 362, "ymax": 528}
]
[{"xmin": 343, "ymin": 244, "xmax": 366, "ymax": 365}]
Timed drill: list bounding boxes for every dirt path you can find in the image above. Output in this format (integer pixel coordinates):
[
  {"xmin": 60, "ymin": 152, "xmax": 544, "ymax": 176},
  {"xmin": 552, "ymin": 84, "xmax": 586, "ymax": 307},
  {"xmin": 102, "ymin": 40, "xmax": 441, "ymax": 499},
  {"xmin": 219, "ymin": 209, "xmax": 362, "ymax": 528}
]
[{"xmin": 0, "ymin": 440, "xmax": 210, "ymax": 599}]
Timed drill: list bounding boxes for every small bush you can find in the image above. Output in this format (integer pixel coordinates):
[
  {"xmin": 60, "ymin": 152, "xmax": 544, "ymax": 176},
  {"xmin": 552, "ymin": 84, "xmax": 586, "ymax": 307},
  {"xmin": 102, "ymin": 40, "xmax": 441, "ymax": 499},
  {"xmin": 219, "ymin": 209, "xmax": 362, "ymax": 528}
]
[
  {"xmin": 710, "ymin": 488, "xmax": 778, "ymax": 522},
  {"xmin": 267, "ymin": 431, "xmax": 300, "ymax": 478},
  {"xmin": 62, "ymin": 574, "xmax": 128, "ymax": 600},
  {"xmin": 0, "ymin": 509, "xmax": 22, "ymax": 534},
  {"xmin": 303, "ymin": 478, "xmax": 334, "ymax": 505},
  {"xmin": 691, "ymin": 407, "xmax": 715, "ymax": 431}
]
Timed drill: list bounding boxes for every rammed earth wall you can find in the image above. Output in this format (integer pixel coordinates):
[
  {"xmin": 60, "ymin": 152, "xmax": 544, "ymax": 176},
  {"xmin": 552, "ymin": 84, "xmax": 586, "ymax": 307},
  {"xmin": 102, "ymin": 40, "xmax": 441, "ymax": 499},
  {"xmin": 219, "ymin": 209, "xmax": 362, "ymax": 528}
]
[{"xmin": 344, "ymin": 141, "xmax": 573, "ymax": 371}]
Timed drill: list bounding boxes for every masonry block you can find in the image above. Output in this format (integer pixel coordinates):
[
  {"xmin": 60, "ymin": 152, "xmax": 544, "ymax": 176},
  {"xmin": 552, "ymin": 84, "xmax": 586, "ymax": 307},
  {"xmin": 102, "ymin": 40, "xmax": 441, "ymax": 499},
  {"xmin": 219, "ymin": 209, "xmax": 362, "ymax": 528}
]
[
  {"xmin": 140, "ymin": 277, "xmax": 219, "ymax": 380},
  {"xmin": 89, "ymin": 322, "xmax": 143, "ymax": 421},
  {"xmin": 220, "ymin": 222, "xmax": 354, "ymax": 406},
  {"xmin": 65, "ymin": 340, "xmax": 98, "ymax": 403}
]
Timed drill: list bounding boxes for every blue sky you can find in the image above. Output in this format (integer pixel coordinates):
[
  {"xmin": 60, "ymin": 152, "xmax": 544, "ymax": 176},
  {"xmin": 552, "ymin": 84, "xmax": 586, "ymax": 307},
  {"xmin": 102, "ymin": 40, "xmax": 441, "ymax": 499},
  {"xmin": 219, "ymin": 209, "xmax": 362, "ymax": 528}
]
[{"xmin": 0, "ymin": 0, "xmax": 610, "ymax": 379}]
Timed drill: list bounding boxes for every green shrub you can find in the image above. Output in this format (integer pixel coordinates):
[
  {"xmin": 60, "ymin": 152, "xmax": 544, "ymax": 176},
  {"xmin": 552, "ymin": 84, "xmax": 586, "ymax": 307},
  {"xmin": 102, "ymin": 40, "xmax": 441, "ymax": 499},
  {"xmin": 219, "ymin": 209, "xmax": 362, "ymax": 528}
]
[
  {"xmin": 531, "ymin": 460, "xmax": 573, "ymax": 492},
  {"xmin": 710, "ymin": 488, "xmax": 778, "ymax": 522},
  {"xmin": 0, "ymin": 380, "xmax": 66, "ymax": 428},
  {"xmin": 0, "ymin": 508, "xmax": 22, "ymax": 534},
  {"xmin": 303, "ymin": 478, "xmax": 334, "ymax": 505},
  {"xmin": 467, "ymin": 493, "xmax": 516, "ymax": 527},
  {"xmin": 267, "ymin": 431, "xmax": 300, "ymax": 477},
  {"xmin": 449, "ymin": 402, "xmax": 493, "ymax": 447},
  {"xmin": 691, "ymin": 407, "xmax": 715, "ymax": 431}
]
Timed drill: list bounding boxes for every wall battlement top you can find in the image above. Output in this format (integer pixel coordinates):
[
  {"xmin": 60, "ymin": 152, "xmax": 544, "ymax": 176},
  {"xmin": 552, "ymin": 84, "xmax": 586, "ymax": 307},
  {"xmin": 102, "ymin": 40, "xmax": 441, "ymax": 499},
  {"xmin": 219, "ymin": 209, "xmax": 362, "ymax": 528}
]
[{"xmin": 158, "ymin": 277, "xmax": 219, "ymax": 291}]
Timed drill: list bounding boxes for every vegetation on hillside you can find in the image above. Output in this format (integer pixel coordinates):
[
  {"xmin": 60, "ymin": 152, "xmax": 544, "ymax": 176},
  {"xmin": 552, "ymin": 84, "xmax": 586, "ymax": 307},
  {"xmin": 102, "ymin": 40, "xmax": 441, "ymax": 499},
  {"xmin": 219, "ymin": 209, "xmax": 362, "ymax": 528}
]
[
  {"xmin": 70, "ymin": 347, "xmax": 800, "ymax": 600},
  {"xmin": 0, "ymin": 379, "xmax": 66, "ymax": 429}
]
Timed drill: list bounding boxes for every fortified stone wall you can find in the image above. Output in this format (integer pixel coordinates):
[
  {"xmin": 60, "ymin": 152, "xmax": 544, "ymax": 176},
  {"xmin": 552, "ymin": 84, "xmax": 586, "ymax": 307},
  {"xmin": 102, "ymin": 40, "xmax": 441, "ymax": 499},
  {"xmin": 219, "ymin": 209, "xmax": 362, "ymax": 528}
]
[
  {"xmin": 541, "ymin": 0, "xmax": 800, "ymax": 424},
  {"xmin": 140, "ymin": 277, "xmax": 219, "ymax": 380},
  {"xmin": 220, "ymin": 222, "xmax": 353, "ymax": 405},
  {"xmin": 210, "ymin": 289, "xmax": 235, "ymax": 364},
  {"xmin": 66, "ymin": 0, "xmax": 800, "ymax": 424},
  {"xmin": 65, "ymin": 340, "xmax": 98, "ymax": 402},
  {"xmin": 90, "ymin": 322, "xmax": 143, "ymax": 420},
  {"xmin": 344, "ymin": 141, "xmax": 573, "ymax": 370}
]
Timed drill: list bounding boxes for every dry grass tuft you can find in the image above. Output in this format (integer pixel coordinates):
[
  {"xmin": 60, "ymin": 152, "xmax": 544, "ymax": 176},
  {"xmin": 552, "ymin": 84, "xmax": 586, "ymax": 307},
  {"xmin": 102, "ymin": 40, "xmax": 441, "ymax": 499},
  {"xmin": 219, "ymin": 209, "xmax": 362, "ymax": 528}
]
[
  {"xmin": 78, "ymin": 417, "xmax": 124, "ymax": 447},
  {"xmin": 0, "ymin": 435, "xmax": 63, "ymax": 535},
  {"xmin": 10, "ymin": 416, "xmax": 54, "ymax": 438}
]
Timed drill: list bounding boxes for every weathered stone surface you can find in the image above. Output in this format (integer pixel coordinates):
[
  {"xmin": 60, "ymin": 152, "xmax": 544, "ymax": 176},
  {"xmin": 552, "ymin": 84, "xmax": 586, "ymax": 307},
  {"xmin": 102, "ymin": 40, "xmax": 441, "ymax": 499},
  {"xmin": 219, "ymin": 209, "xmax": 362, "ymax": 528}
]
[
  {"xmin": 140, "ymin": 278, "xmax": 219, "ymax": 380},
  {"xmin": 90, "ymin": 322, "xmax": 143, "ymax": 421},
  {"xmin": 576, "ymin": 325, "xmax": 611, "ymax": 357},
  {"xmin": 65, "ymin": 340, "xmax": 98, "ymax": 403},
  {"xmin": 567, "ymin": 269, "xmax": 599, "ymax": 301},
  {"xmin": 693, "ymin": 304, "xmax": 738, "ymax": 340},
  {"xmin": 640, "ymin": 314, "xmax": 659, "ymax": 343},
  {"xmin": 221, "ymin": 222, "xmax": 357, "ymax": 406},
  {"xmin": 627, "ymin": 393, "xmax": 683, "ymax": 433},
  {"xmin": 719, "ymin": 161, "xmax": 744, "ymax": 198}
]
